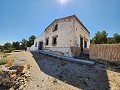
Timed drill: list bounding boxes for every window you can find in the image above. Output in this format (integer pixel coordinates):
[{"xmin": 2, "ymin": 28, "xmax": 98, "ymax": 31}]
[
  {"xmin": 84, "ymin": 41, "xmax": 87, "ymax": 48},
  {"xmin": 53, "ymin": 24, "xmax": 58, "ymax": 31},
  {"xmin": 35, "ymin": 42, "xmax": 37, "ymax": 47},
  {"xmin": 45, "ymin": 37, "xmax": 49, "ymax": 45},
  {"xmin": 52, "ymin": 35, "xmax": 58, "ymax": 46}
]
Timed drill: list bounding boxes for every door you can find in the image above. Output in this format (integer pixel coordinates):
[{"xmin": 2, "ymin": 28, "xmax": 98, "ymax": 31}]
[
  {"xmin": 38, "ymin": 41, "xmax": 43, "ymax": 50},
  {"xmin": 80, "ymin": 37, "xmax": 83, "ymax": 51}
]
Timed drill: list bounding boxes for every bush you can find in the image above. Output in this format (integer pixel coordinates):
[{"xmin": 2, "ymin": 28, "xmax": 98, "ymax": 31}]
[
  {"xmin": 0, "ymin": 58, "xmax": 7, "ymax": 65},
  {"xmin": 3, "ymin": 49, "xmax": 14, "ymax": 53},
  {"xmin": 6, "ymin": 56, "xmax": 14, "ymax": 67},
  {"xmin": 27, "ymin": 64, "xmax": 31, "ymax": 69}
]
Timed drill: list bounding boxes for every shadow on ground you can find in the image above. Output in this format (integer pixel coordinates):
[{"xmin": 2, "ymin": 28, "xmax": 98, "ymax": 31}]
[{"xmin": 31, "ymin": 52, "xmax": 111, "ymax": 90}]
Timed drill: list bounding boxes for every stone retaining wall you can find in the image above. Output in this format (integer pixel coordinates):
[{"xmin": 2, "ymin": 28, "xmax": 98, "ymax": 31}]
[
  {"xmin": 70, "ymin": 46, "xmax": 81, "ymax": 57},
  {"xmin": 90, "ymin": 44, "xmax": 120, "ymax": 63}
]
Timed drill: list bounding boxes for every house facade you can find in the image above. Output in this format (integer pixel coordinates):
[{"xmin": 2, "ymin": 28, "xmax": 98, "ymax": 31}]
[{"xmin": 29, "ymin": 15, "xmax": 90, "ymax": 57}]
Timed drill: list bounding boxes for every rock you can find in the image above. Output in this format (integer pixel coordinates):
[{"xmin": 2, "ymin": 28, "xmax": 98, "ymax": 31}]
[
  {"xmin": 37, "ymin": 85, "xmax": 39, "ymax": 87},
  {"xmin": 51, "ymin": 83, "xmax": 54, "ymax": 86},
  {"xmin": 60, "ymin": 61, "xmax": 66, "ymax": 66},
  {"xmin": 9, "ymin": 87, "xmax": 14, "ymax": 90},
  {"xmin": 24, "ymin": 83, "xmax": 26, "ymax": 87},
  {"xmin": 10, "ymin": 74, "xmax": 16, "ymax": 80},
  {"xmin": 19, "ymin": 85, "xmax": 24, "ymax": 90},
  {"xmin": 19, "ymin": 79, "xmax": 24, "ymax": 82},
  {"xmin": 0, "ymin": 64, "xmax": 30, "ymax": 90},
  {"xmin": 52, "ymin": 79, "xmax": 58, "ymax": 85},
  {"xmin": 17, "ymin": 66, "xmax": 24, "ymax": 73},
  {"xmin": 24, "ymin": 73, "xmax": 31, "ymax": 78}
]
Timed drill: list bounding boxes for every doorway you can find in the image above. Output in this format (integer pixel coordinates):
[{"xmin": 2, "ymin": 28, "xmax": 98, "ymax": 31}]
[
  {"xmin": 80, "ymin": 37, "xmax": 83, "ymax": 51},
  {"xmin": 38, "ymin": 41, "xmax": 43, "ymax": 50}
]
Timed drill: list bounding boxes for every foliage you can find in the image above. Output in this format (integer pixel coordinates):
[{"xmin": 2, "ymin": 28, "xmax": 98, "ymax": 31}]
[
  {"xmin": 20, "ymin": 35, "xmax": 36, "ymax": 50},
  {"xmin": 27, "ymin": 63, "xmax": 31, "ymax": 69},
  {"xmin": 0, "ymin": 35, "xmax": 36, "ymax": 52},
  {"xmin": 3, "ymin": 42, "xmax": 12, "ymax": 50},
  {"xmin": 107, "ymin": 37, "xmax": 115, "ymax": 44},
  {"xmin": 6, "ymin": 56, "xmax": 14, "ymax": 67},
  {"xmin": 0, "ymin": 58, "xmax": 7, "ymax": 65},
  {"xmin": 27, "ymin": 35, "xmax": 36, "ymax": 47},
  {"xmin": 91, "ymin": 31, "xmax": 120, "ymax": 44},
  {"xmin": 2, "ymin": 43, "xmax": 14, "ymax": 53},
  {"xmin": 113, "ymin": 33, "xmax": 120, "ymax": 44},
  {"xmin": 91, "ymin": 31, "xmax": 108, "ymax": 44},
  {"xmin": 20, "ymin": 38, "xmax": 28, "ymax": 51},
  {"xmin": 0, "ymin": 45, "xmax": 4, "ymax": 52},
  {"xmin": 12, "ymin": 41, "xmax": 20, "ymax": 50}
]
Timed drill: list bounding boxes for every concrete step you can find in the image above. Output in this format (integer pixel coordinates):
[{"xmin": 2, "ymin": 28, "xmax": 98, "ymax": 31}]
[{"xmin": 37, "ymin": 50, "xmax": 95, "ymax": 65}]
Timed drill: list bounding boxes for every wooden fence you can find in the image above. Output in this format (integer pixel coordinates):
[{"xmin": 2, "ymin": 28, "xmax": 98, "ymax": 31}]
[{"xmin": 90, "ymin": 44, "xmax": 120, "ymax": 62}]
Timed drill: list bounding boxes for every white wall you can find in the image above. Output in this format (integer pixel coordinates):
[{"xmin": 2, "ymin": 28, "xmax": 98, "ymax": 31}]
[
  {"xmin": 29, "ymin": 16, "xmax": 90, "ymax": 55},
  {"xmin": 30, "ymin": 33, "xmax": 45, "ymax": 51},
  {"xmin": 44, "ymin": 18, "xmax": 74, "ymax": 48},
  {"xmin": 74, "ymin": 18, "xmax": 90, "ymax": 48}
]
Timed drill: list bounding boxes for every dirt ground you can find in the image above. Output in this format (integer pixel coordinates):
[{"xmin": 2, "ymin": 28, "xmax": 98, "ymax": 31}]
[{"xmin": 10, "ymin": 51, "xmax": 120, "ymax": 90}]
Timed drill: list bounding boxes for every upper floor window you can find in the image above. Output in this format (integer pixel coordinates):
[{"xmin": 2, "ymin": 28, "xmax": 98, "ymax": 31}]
[
  {"xmin": 84, "ymin": 40, "xmax": 87, "ymax": 48},
  {"xmin": 53, "ymin": 24, "xmax": 58, "ymax": 32}
]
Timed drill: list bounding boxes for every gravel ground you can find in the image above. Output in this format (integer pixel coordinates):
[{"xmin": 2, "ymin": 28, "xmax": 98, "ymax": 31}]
[{"xmin": 16, "ymin": 51, "xmax": 120, "ymax": 90}]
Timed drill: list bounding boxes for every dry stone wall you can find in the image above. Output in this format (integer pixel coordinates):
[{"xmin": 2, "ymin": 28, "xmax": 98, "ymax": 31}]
[
  {"xmin": 90, "ymin": 44, "xmax": 120, "ymax": 63},
  {"xmin": 70, "ymin": 46, "xmax": 81, "ymax": 57}
]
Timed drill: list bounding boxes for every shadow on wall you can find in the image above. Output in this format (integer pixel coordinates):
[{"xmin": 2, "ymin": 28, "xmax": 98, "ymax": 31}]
[{"xmin": 31, "ymin": 52, "xmax": 110, "ymax": 90}]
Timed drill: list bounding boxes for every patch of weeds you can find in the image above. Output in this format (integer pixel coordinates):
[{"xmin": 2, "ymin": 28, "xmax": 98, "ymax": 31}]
[
  {"xmin": 52, "ymin": 79, "xmax": 58, "ymax": 85},
  {"xmin": 27, "ymin": 64, "xmax": 31, "ymax": 69},
  {"xmin": 0, "ymin": 58, "xmax": 7, "ymax": 65},
  {"xmin": 3, "ymin": 54, "xmax": 8, "ymax": 58},
  {"xmin": 7, "ymin": 59, "xmax": 14, "ymax": 67},
  {"xmin": 63, "ymin": 80, "xmax": 67, "ymax": 84},
  {"xmin": 6, "ymin": 56, "xmax": 14, "ymax": 67}
]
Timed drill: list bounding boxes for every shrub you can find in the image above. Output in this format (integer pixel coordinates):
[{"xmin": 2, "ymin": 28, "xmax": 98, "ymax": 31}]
[
  {"xmin": 27, "ymin": 64, "xmax": 31, "ymax": 69},
  {"xmin": 0, "ymin": 58, "xmax": 7, "ymax": 65},
  {"xmin": 6, "ymin": 56, "xmax": 14, "ymax": 67}
]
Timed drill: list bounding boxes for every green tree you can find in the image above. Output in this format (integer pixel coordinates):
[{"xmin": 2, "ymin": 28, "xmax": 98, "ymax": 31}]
[
  {"xmin": 3, "ymin": 42, "xmax": 14, "ymax": 53},
  {"xmin": 3, "ymin": 42, "xmax": 12, "ymax": 50},
  {"xmin": 91, "ymin": 31, "xmax": 108, "ymax": 44},
  {"xmin": 113, "ymin": 33, "xmax": 120, "ymax": 44},
  {"xmin": 12, "ymin": 41, "xmax": 20, "ymax": 50},
  {"xmin": 20, "ymin": 39, "xmax": 28, "ymax": 51},
  {"xmin": 27, "ymin": 35, "xmax": 36, "ymax": 47},
  {"xmin": 107, "ymin": 37, "xmax": 115, "ymax": 44},
  {"xmin": 0, "ymin": 45, "xmax": 3, "ymax": 52}
]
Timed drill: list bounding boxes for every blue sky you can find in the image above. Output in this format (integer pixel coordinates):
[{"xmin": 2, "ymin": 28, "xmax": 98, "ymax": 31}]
[{"xmin": 0, "ymin": 0, "xmax": 120, "ymax": 45}]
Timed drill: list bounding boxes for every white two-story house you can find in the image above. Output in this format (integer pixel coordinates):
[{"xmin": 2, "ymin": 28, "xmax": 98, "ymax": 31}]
[{"xmin": 29, "ymin": 15, "xmax": 90, "ymax": 57}]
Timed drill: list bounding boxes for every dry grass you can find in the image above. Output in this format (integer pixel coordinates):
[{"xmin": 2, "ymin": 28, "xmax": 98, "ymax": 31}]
[
  {"xmin": 6, "ymin": 56, "xmax": 15, "ymax": 67},
  {"xmin": 27, "ymin": 63, "xmax": 31, "ymax": 69}
]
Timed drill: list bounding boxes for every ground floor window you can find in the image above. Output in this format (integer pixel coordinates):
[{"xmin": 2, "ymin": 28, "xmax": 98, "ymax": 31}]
[
  {"xmin": 45, "ymin": 37, "xmax": 49, "ymax": 45},
  {"xmin": 35, "ymin": 42, "xmax": 37, "ymax": 47},
  {"xmin": 52, "ymin": 35, "xmax": 58, "ymax": 46},
  {"xmin": 84, "ymin": 41, "xmax": 87, "ymax": 48}
]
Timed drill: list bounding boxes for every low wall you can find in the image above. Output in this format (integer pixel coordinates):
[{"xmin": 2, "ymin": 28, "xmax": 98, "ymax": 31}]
[
  {"xmin": 70, "ymin": 47, "xmax": 81, "ymax": 57},
  {"xmin": 27, "ymin": 47, "xmax": 30, "ymax": 51},
  {"xmin": 44, "ymin": 46, "xmax": 81, "ymax": 57},
  {"xmin": 83, "ymin": 48, "xmax": 89, "ymax": 52},
  {"xmin": 90, "ymin": 44, "xmax": 120, "ymax": 63},
  {"xmin": 44, "ymin": 47, "xmax": 72, "ymax": 57}
]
